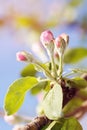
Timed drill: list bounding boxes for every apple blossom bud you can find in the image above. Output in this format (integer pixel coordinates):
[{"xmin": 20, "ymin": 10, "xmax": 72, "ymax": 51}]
[
  {"xmin": 16, "ymin": 51, "xmax": 37, "ymax": 63},
  {"xmin": 60, "ymin": 33, "xmax": 69, "ymax": 45},
  {"xmin": 16, "ymin": 51, "xmax": 28, "ymax": 61},
  {"xmin": 40, "ymin": 30, "xmax": 55, "ymax": 59},
  {"xmin": 54, "ymin": 36, "xmax": 66, "ymax": 55},
  {"xmin": 40, "ymin": 30, "xmax": 54, "ymax": 47}
]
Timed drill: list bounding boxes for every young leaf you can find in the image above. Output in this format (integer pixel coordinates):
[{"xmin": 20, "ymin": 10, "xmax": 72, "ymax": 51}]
[
  {"xmin": 72, "ymin": 77, "xmax": 87, "ymax": 89},
  {"xmin": 72, "ymin": 68, "xmax": 87, "ymax": 74},
  {"xmin": 4, "ymin": 76, "xmax": 38, "ymax": 115},
  {"xmin": 63, "ymin": 97, "xmax": 83, "ymax": 116},
  {"xmin": 51, "ymin": 117, "xmax": 83, "ymax": 130},
  {"xmin": 42, "ymin": 83, "xmax": 63, "ymax": 120},
  {"xmin": 45, "ymin": 121, "xmax": 57, "ymax": 130},
  {"xmin": 69, "ymin": 0, "xmax": 82, "ymax": 7},
  {"xmin": 64, "ymin": 48, "xmax": 87, "ymax": 64},
  {"xmin": 21, "ymin": 64, "xmax": 37, "ymax": 77},
  {"xmin": 30, "ymin": 80, "xmax": 49, "ymax": 95},
  {"xmin": 77, "ymin": 88, "xmax": 87, "ymax": 99}
]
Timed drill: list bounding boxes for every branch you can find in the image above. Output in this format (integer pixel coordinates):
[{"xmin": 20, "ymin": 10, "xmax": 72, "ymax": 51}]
[
  {"xmin": 24, "ymin": 116, "xmax": 51, "ymax": 130},
  {"xmin": 23, "ymin": 81, "xmax": 77, "ymax": 130}
]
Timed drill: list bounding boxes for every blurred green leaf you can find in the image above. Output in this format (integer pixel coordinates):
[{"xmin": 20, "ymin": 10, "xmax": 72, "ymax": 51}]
[
  {"xmin": 64, "ymin": 48, "xmax": 87, "ymax": 64},
  {"xmin": 69, "ymin": 0, "xmax": 83, "ymax": 7},
  {"xmin": 45, "ymin": 121, "xmax": 57, "ymax": 130},
  {"xmin": 63, "ymin": 97, "xmax": 83, "ymax": 115},
  {"xmin": 21, "ymin": 64, "xmax": 37, "ymax": 77},
  {"xmin": 72, "ymin": 68, "xmax": 87, "ymax": 74},
  {"xmin": 72, "ymin": 77, "xmax": 87, "ymax": 89},
  {"xmin": 51, "ymin": 117, "xmax": 82, "ymax": 130},
  {"xmin": 30, "ymin": 80, "xmax": 49, "ymax": 95},
  {"xmin": 35, "ymin": 62, "xmax": 51, "ymax": 72},
  {"xmin": 77, "ymin": 88, "xmax": 87, "ymax": 99},
  {"xmin": 4, "ymin": 77, "xmax": 38, "ymax": 115},
  {"xmin": 42, "ymin": 83, "xmax": 63, "ymax": 120}
]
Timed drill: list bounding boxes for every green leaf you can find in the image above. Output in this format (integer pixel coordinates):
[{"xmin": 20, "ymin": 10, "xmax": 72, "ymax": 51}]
[
  {"xmin": 21, "ymin": 64, "xmax": 37, "ymax": 77},
  {"xmin": 30, "ymin": 80, "xmax": 49, "ymax": 95},
  {"xmin": 72, "ymin": 77, "xmax": 87, "ymax": 89},
  {"xmin": 52, "ymin": 117, "xmax": 83, "ymax": 130},
  {"xmin": 45, "ymin": 121, "xmax": 57, "ymax": 130},
  {"xmin": 64, "ymin": 48, "xmax": 87, "ymax": 64},
  {"xmin": 72, "ymin": 68, "xmax": 87, "ymax": 74},
  {"xmin": 4, "ymin": 76, "xmax": 38, "ymax": 115},
  {"xmin": 42, "ymin": 83, "xmax": 63, "ymax": 120},
  {"xmin": 34, "ymin": 63, "xmax": 51, "ymax": 72},
  {"xmin": 69, "ymin": 0, "xmax": 82, "ymax": 7},
  {"xmin": 77, "ymin": 88, "xmax": 87, "ymax": 99},
  {"xmin": 63, "ymin": 97, "xmax": 83, "ymax": 116}
]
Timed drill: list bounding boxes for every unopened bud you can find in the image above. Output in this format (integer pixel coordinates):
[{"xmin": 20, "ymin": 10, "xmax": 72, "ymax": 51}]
[
  {"xmin": 16, "ymin": 51, "xmax": 28, "ymax": 61},
  {"xmin": 16, "ymin": 51, "xmax": 37, "ymax": 63},
  {"xmin": 55, "ymin": 36, "xmax": 66, "ymax": 55},
  {"xmin": 60, "ymin": 33, "xmax": 69, "ymax": 45},
  {"xmin": 40, "ymin": 30, "xmax": 54, "ymax": 47},
  {"xmin": 40, "ymin": 30, "xmax": 55, "ymax": 58}
]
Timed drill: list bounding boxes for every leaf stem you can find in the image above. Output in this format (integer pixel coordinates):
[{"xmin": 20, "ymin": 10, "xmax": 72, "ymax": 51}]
[
  {"xmin": 36, "ymin": 62, "xmax": 56, "ymax": 81},
  {"xmin": 50, "ymin": 53, "xmax": 58, "ymax": 79},
  {"xmin": 58, "ymin": 54, "xmax": 63, "ymax": 78}
]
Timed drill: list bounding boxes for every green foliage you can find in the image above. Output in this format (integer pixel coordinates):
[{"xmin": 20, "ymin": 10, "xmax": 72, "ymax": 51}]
[
  {"xmin": 4, "ymin": 77, "xmax": 38, "ymax": 115},
  {"xmin": 72, "ymin": 68, "xmax": 87, "ymax": 74},
  {"xmin": 4, "ymin": 31, "xmax": 86, "ymax": 129},
  {"xmin": 45, "ymin": 121, "xmax": 57, "ymax": 130},
  {"xmin": 42, "ymin": 83, "xmax": 63, "ymax": 120},
  {"xmin": 63, "ymin": 97, "xmax": 83, "ymax": 116},
  {"xmin": 42, "ymin": 117, "xmax": 82, "ymax": 130},
  {"xmin": 69, "ymin": 0, "xmax": 83, "ymax": 7},
  {"xmin": 21, "ymin": 64, "xmax": 37, "ymax": 77},
  {"xmin": 77, "ymin": 88, "xmax": 87, "ymax": 99},
  {"xmin": 30, "ymin": 80, "xmax": 49, "ymax": 95},
  {"xmin": 64, "ymin": 48, "xmax": 87, "ymax": 64},
  {"xmin": 51, "ymin": 117, "xmax": 82, "ymax": 130},
  {"xmin": 72, "ymin": 77, "xmax": 87, "ymax": 89}
]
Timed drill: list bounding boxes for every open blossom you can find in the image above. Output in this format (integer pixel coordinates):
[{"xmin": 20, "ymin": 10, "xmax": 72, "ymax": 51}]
[{"xmin": 40, "ymin": 30, "xmax": 54, "ymax": 47}]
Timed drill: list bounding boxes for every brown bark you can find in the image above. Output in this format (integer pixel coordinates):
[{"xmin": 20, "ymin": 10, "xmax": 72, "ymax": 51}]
[{"xmin": 24, "ymin": 82, "xmax": 77, "ymax": 130}]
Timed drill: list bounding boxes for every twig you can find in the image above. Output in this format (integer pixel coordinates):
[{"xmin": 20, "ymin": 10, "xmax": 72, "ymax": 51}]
[{"xmin": 24, "ymin": 82, "xmax": 77, "ymax": 130}]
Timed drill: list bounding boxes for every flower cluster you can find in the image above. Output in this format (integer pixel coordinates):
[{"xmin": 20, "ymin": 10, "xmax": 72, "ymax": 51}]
[
  {"xmin": 40, "ymin": 30, "xmax": 69, "ymax": 57},
  {"xmin": 16, "ymin": 30, "xmax": 69, "ymax": 78},
  {"xmin": 40, "ymin": 30, "xmax": 69, "ymax": 77}
]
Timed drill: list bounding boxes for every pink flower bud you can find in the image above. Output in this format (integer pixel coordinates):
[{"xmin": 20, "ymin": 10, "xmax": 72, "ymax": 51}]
[
  {"xmin": 60, "ymin": 33, "xmax": 69, "ymax": 45},
  {"xmin": 54, "ymin": 36, "xmax": 66, "ymax": 55},
  {"xmin": 40, "ymin": 30, "xmax": 54, "ymax": 47},
  {"xmin": 55, "ymin": 36, "xmax": 65, "ymax": 48},
  {"xmin": 16, "ymin": 51, "xmax": 28, "ymax": 61}
]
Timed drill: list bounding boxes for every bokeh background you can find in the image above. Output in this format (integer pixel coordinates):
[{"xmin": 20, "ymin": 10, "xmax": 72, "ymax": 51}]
[{"xmin": 0, "ymin": 0, "xmax": 87, "ymax": 129}]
